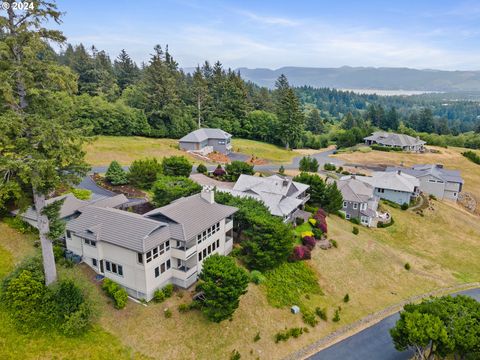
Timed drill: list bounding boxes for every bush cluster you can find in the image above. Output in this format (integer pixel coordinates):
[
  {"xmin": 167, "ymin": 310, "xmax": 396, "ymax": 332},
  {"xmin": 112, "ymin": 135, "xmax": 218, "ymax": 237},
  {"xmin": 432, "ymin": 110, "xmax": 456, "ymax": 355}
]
[
  {"xmin": 302, "ymin": 236, "xmax": 316, "ymax": 250},
  {"xmin": 313, "ymin": 209, "xmax": 328, "ymax": 234},
  {"xmin": 292, "ymin": 245, "xmax": 311, "ymax": 260},
  {"xmin": 401, "ymin": 203, "xmax": 409, "ymax": 210},
  {"xmin": 213, "ymin": 164, "xmax": 226, "ymax": 177},
  {"xmin": 462, "ymin": 150, "xmax": 480, "ymax": 165},
  {"xmin": 250, "ymin": 270, "xmax": 265, "ymax": 284},
  {"xmin": 153, "ymin": 284, "xmax": 174, "ymax": 303},
  {"xmin": 274, "ymin": 327, "xmax": 307, "ymax": 343},
  {"xmin": 323, "ymin": 163, "xmax": 336, "ymax": 171},
  {"xmin": 102, "ymin": 278, "xmax": 128, "ymax": 309},
  {"xmin": 299, "ymin": 156, "xmax": 319, "ymax": 172},
  {"xmin": 196, "ymin": 163, "xmax": 208, "ymax": 174},
  {"xmin": 315, "ymin": 307, "xmax": 328, "ymax": 321},
  {"xmin": 1, "ymin": 258, "xmax": 92, "ymax": 336},
  {"xmin": 302, "ymin": 309, "xmax": 318, "ymax": 327},
  {"xmin": 105, "ymin": 160, "xmax": 128, "ymax": 185},
  {"xmin": 377, "ymin": 217, "xmax": 395, "ymax": 228},
  {"xmin": 352, "ymin": 226, "xmax": 359, "ymax": 235},
  {"xmin": 371, "ymin": 144, "xmax": 403, "ymax": 152}
]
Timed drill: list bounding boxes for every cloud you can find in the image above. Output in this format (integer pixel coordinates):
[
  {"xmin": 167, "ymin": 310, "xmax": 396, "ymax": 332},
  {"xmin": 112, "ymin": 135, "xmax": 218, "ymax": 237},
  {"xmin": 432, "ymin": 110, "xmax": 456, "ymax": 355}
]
[{"xmin": 238, "ymin": 10, "xmax": 299, "ymax": 26}]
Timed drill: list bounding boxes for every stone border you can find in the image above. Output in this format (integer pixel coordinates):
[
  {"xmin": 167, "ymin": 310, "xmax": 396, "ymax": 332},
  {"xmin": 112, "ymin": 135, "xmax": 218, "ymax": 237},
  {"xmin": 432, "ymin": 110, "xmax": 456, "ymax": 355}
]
[{"xmin": 283, "ymin": 282, "xmax": 480, "ymax": 360}]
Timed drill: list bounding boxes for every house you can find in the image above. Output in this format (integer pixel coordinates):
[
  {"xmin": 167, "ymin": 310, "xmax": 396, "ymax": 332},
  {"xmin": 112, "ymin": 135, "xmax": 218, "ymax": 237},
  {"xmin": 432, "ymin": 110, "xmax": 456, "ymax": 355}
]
[
  {"xmin": 13, "ymin": 193, "xmax": 129, "ymax": 229},
  {"xmin": 386, "ymin": 164, "xmax": 463, "ymax": 201},
  {"xmin": 337, "ymin": 176, "xmax": 380, "ymax": 226},
  {"xmin": 65, "ymin": 189, "xmax": 237, "ymax": 301},
  {"xmin": 364, "ymin": 132, "xmax": 426, "ymax": 152},
  {"xmin": 218, "ymin": 174, "xmax": 310, "ymax": 222},
  {"xmin": 354, "ymin": 171, "xmax": 420, "ymax": 205},
  {"xmin": 179, "ymin": 128, "xmax": 232, "ymax": 155}
]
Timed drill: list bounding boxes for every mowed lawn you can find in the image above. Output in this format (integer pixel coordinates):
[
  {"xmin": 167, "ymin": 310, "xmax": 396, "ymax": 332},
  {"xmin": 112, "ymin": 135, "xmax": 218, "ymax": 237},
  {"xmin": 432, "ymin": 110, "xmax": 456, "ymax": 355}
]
[
  {"xmin": 333, "ymin": 146, "xmax": 480, "ymax": 195},
  {"xmin": 0, "ymin": 196, "xmax": 479, "ymax": 359},
  {"xmin": 83, "ymin": 136, "xmax": 305, "ymax": 167}
]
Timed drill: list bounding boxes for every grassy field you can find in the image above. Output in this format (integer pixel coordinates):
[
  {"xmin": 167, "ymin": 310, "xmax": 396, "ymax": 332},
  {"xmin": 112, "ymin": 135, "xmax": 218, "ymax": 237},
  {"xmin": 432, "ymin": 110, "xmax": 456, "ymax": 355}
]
[
  {"xmin": 333, "ymin": 146, "xmax": 480, "ymax": 195},
  {"xmin": 1, "ymin": 193, "xmax": 479, "ymax": 359},
  {"xmin": 83, "ymin": 136, "xmax": 306, "ymax": 166}
]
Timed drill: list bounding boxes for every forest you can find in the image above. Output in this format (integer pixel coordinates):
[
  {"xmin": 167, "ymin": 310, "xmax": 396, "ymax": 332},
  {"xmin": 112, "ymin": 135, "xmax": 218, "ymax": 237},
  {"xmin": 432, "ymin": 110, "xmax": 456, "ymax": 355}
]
[{"xmin": 19, "ymin": 43, "xmax": 480, "ymax": 149}]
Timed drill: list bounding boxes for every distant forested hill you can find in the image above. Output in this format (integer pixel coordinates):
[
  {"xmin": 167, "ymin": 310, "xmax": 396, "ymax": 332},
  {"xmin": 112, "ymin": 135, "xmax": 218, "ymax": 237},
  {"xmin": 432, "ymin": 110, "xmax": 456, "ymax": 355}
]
[{"xmin": 237, "ymin": 66, "xmax": 480, "ymax": 92}]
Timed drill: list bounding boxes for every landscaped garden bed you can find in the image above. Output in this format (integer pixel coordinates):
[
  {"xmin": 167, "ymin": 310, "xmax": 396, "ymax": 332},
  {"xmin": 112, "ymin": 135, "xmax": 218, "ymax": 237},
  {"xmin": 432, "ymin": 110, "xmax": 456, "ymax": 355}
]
[{"xmin": 92, "ymin": 173, "xmax": 146, "ymax": 198}]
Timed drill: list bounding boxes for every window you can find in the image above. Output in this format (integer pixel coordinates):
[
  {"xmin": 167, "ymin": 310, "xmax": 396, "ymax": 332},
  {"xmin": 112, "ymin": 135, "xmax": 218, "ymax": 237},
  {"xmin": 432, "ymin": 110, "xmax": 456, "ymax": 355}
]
[
  {"xmin": 361, "ymin": 203, "xmax": 367, "ymax": 210},
  {"xmin": 197, "ymin": 234, "xmax": 202, "ymax": 244},
  {"xmin": 155, "ymin": 259, "xmax": 171, "ymax": 278},
  {"xmin": 453, "ymin": 192, "xmax": 457, "ymax": 197},
  {"xmin": 66, "ymin": 230, "xmax": 72, "ymax": 238},
  {"xmin": 146, "ymin": 251, "xmax": 152, "ymax": 263},
  {"xmin": 92, "ymin": 258, "xmax": 97, "ymax": 267},
  {"xmin": 166, "ymin": 241, "xmax": 170, "ymax": 250},
  {"xmin": 378, "ymin": 188, "xmax": 385, "ymax": 193},
  {"xmin": 105, "ymin": 260, "xmax": 123, "ymax": 276},
  {"xmin": 137, "ymin": 253, "xmax": 143, "ymax": 264},
  {"xmin": 346, "ymin": 214, "xmax": 351, "ymax": 220},
  {"xmin": 208, "ymin": 245, "xmax": 211, "ymax": 253},
  {"xmin": 343, "ymin": 201, "xmax": 347, "ymax": 208},
  {"xmin": 155, "ymin": 267, "xmax": 160, "ymax": 278},
  {"xmin": 166, "ymin": 260, "xmax": 171, "ymax": 269},
  {"xmin": 84, "ymin": 239, "xmax": 96, "ymax": 247},
  {"xmin": 218, "ymin": 140, "xmax": 225, "ymax": 145},
  {"xmin": 428, "ymin": 179, "xmax": 436, "ymax": 183},
  {"xmin": 153, "ymin": 247, "xmax": 158, "ymax": 259},
  {"xmin": 160, "ymin": 263, "xmax": 165, "ymax": 273},
  {"xmin": 198, "ymin": 252, "xmax": 203, "ymax": 261},
  {"xmin": 112, "ymin": 263, "xmax": 117, "ymax": 273},
  {"xmin": 203, "ymin": 249, "xmax": 207, "ymax": 258},
  {"xmin": 217, "ymin": 239, "xmax": 220, "ymax": 247},
  {"xmin": 106, "ymin": 261, "xmax": 111, "ymax": 272},
  {"xmin": 118, "ymin": 265, "xmax": 123, "ymax": 276},
  {"xmin": 353, "ymin": 203, "xmax": 358, "ymax": 209},
  {"xmin": 212, "ymin": 242, "xmax": 216, "ymax": 251}
]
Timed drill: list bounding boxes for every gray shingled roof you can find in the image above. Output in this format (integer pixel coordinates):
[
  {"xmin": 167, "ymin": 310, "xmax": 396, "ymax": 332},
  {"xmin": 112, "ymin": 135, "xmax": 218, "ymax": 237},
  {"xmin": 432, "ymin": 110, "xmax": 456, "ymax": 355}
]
[
  {"xmin": 338, "ymin": 177, "xmax": 375, "ymax": 203},
  {"xmin": 67, "ymin": 206, "xmax": 170, "ymax": 253},
  {"xmin": 364, "ymin": 132, "xmax": 426, "ymax": 147},
  {"xmin": 14, "ymin": 194, "xmax": 88, "ymax": 222},
  {"xmin": 385, "ymin": 164, "xmax": 463, "ymax": 184},
  {"xmin": 355, "ymin": 171, "xmax": 419, "ymax": 193},
  {"xmin": 90, "ymin": 194, "xmax": 129, "ymax": 208},
  {"xmin": 179, "ymin": 128, "xmax": 232, "ymax": 143},
  {"xmin": 144, "ymin": 193, "xmax": 237, "ymax": 241}
]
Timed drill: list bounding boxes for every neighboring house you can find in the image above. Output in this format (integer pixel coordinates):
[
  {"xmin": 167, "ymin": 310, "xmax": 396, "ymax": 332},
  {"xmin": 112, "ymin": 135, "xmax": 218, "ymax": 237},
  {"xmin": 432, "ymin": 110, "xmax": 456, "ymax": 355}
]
[
  {"xmin": 386, "ymin": 164, "xmax": 463, "ymax": 201},
  {"xmin": 218, "ymin": 174, "xmax": 310, "ymax": 222},
  {"xmin": 364, "ymin": 132, "xmax": 426, "ymax": 152},
  {"xmin": 355, "ymin": 171, "xmax": 420, "ymax": 205},
  {"xmin": 65, "ymin": 189, "xmax": 237, "ymax": 301},
  {"xmin": 179, "ymin": 128, "xmax": 232, "ymax": 155},
  {"xmin": 337, "ymin": 176, "xmax": 380, "ymax": 227},
  {"xmin": 13, "ymin": 193, "xmax": 129, "ymax": 229}
]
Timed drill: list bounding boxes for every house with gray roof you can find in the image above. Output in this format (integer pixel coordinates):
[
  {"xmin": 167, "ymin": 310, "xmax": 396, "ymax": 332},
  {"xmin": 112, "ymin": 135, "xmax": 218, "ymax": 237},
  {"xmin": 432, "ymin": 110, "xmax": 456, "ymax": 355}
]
[
  {"xmin": 13, "ymin": 193, "xmax": 129, "ymax": 230},
  {"xmin": 354, "ymin": 171, "xmax": 420, "ymax": 205},
  {"xmin": 337, "ymin": 176, "xmax": 380, "ymax": 227},
  {"xmin": 179, "ymin": 128, "xmax": 232, "ymax": 155},
  {"xmin": 386, "ymin": 164, "xmax": 463, "ymax": 201},
  {"xmin": 217, "ymin": 174, "xmax": 310, "ymax": 222},
  {"xmin": 364, "ymin": 132, "xmax": 426, "ymax": 152},
  {"xmin": 65, "ymin": 188, "xmax": 237, "ymax": 301}
]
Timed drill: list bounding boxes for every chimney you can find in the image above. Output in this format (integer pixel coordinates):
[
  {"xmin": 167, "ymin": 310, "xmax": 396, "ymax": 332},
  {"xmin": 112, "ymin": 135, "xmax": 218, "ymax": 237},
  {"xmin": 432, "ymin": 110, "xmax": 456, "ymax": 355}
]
[
  {"xmin": 201, "ymin": 186, "xmax": 215, "ymax": 204},
  {"xmin": 436, "ymin": 164, "xmax": 443, "ymax": 169}
]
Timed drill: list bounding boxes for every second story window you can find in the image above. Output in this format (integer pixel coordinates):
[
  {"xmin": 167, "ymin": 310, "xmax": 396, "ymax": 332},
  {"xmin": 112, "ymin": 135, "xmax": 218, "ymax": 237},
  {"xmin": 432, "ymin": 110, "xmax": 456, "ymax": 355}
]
[{"xmin": 84, "ymin": 239, "xmax": 96, "ymax": 247}]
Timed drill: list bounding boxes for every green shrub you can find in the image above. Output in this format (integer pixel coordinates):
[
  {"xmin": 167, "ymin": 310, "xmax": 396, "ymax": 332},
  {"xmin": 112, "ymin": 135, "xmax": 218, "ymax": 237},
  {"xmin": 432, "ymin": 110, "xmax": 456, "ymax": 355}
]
[
  {"xmin": 349, "ymin": 217, "xmax": 360, "ymax": 225},
  {"xmin": 71, "ymin": 188, "xmax": 92, "ymax": 200},
  {"xmin": 53, "ymin": 244, "xmax": 65, "ymax": 262},
  {"xmin": 128, "ymin": 158, "xmax": 162, "ymax": 189},
  {"xmin": 295, "ymin": 217, "xmax": 305, "ymax": 226},
  {"xmin": 163, "ymin": 284, "xmax": 174, "ymax": 298},
  {"xmin": 105, "ymin": 160, "xmax": 128, "ymax": 185},
  {"xmin": 60, "ymin": 302, "xmax": 92, "ymax": 336},
  {"xmin": 312, "ymin": 228, "xmax": 323, "ymax": 239},
  {"xmin": 3, "ymin": 216, "xmax": 37, "ymax": 234},
  {"xmin": 250, "ymin": 270, "xmax": 265, "ymax": 285},
  {"xmin": 371, "ymin": 144, "xmax": 403, "ymax": 152},
  {"xmin": 299, "ymin": 156, "xmax": 319, "ymax": 172},
  {"xmin": 315, "ymin": 307, "xmax": 327, "ymax": 321},
  {"xmin": 462, "ymin": 150, "xmax": 480, "ymax": 165},
  {"xmin": 274, "ymin": 327, "xmax": 305, "ymax": 343},
  {"xmin": 302, "ymin": 309, "xmax": 318, "ymax": 327},
  {"xmin": 162, "ymin": 156, "xmax": 192, "ymax": 177},
  {"xmin": 225, "ymin": 161, "xmax": 255, "ymax": 181},
  {"xmin": 230, "ymin": 349, "xmax": 241, "ymax": 360},
  {"xmin": 401, "ymin": 203, "xmax": 409, "ymax": 210},
  {"xmin": 333, "ymin": 309, "xmax": 341, "ymax": 322},
  {"xmin": 278, "ymin": 165, "xmax": 285, "ymax": 174},
  {"xmin": 324, "ymin": 163, "xmax": 336, "ymax": 171},
  {"xmin": 343, "ymin": 293, "xmax": 350, "ymax": 303},
  {"xmin": 102, "ymin": 278, "xmax": 128, "ymax": 309},
  {"xmin": 253, "ymin": 331, "xmax": 261, "ymax": 342},
  {"xmin": 196, "ymin": 163, "xmax": 208, "ymax": 174},
  {"xmin": 330, "ymin": 239, "xmax": 338, "ymax": 248},
  {"xmin": 151, "ymin": 175, "xmax": 202, "ymax": 207},
  {"xmin": 164, "ymin": 308, "xmax": 172, "ymax": 318},
  {"xmin": 404, "ymin": 262, "xmax": 411, "ymax": 271},
  {"xmin": 429, "ymin": 194, "xmax": 437, "ymax": 200},
  {"xmin": 178, "ymin": 303, "xmax": 190, "ymax": 313},
  {"xmin": 352, "ymin": 226, "xmax": 359, "ymax": 235},
  {"xmin": 377, "ymin": 217, "xmax": 395, "ymax": 228},
  {"xmin": 154, "ymin": 288, "xmax": 166, "ymax": 303}
]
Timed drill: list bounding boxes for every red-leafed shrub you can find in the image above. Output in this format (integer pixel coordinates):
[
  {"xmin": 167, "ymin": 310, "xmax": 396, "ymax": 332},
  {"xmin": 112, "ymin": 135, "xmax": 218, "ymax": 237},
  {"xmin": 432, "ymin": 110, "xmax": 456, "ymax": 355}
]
[
  {"xmin": 313, "ymin": 209, "xmax": 328, "ymax": 234},
  {"xmin": 292, "ymin": 245, "xmax": 311, "ymax": 261},
  {"xmin": 213, "ymin": 165, "xmax": 226, "ymax": 177},
  {"xmin": 318, "ymin": 220, "xmax": 328, "ymax": 234},
  {"xmin": 302, "ymin": 236, "xmax": 316, "ymax": 250},
  {"xmin": 316, "ymin": 208, "xmax": 327, "ymax": 219}
]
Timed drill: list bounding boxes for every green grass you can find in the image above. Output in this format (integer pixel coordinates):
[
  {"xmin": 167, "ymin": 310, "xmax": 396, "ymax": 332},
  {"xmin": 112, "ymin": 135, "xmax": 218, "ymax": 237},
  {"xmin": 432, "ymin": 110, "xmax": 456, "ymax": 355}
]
[
  {"xmin": 231, "ymin": 138, "xmax": 302, "ymax": 164},
  {"xmin": 263, "ymin": 262, "xmax": 323, "ymax": 308}
]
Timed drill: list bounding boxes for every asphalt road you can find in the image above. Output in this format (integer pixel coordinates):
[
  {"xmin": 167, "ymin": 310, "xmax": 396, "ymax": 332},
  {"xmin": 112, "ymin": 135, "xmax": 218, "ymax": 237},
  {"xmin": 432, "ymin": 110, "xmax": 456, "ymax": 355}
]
[{"xmin": 308, "ymin": 288, "xmax": 480, "ymax": 360}]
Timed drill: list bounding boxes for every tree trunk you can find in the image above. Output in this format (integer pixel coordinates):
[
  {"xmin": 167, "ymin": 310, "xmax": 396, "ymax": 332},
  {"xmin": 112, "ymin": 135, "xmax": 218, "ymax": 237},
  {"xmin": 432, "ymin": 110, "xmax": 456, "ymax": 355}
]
[
  {"xmin": 33, "ymin": 190, "xmax": 57, "ymax": 285},
  {"xmin": 197, "ymin": 95, "xmax": 201, "ymax": 128}
]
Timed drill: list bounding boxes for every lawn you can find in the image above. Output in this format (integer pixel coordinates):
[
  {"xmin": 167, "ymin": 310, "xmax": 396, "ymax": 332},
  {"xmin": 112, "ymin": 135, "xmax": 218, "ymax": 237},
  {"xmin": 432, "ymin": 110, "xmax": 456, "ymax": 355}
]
[
  {"xmin": 0, "ymin": 195, "xmax": 479, "ymax": 359},
  {"xmin": 231, "ymin": 138, "xmax": 303, "ymax": 164},
  {"xmin": 333, "ymin": 146, "xmax": 480, "ymax": 195}
]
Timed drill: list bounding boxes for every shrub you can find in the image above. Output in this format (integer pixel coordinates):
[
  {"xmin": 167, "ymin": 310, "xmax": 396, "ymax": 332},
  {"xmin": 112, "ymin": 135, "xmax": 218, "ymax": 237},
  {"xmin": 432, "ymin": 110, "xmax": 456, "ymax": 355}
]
[
  {"xmin": 429, "ymin": 194, "xmax": 437, "ymax": 200},
  {"xmin": 3, "ymin": 216, "xmax": 37, "ymax": 234},
  {"xmin": 333, "ymin": 309, "xmax": 341, "ymax": 322},
  {"xmin": 178, "ymin": 303, "xmax": 190, "ymax": 313},
  {"xmin": 308, "ymin": 218, "xmax": 316, "ymax": 226},
  {"xmin": 53, "ymin": 244, "xmax": 65, "ymax": 262},
  {"xmin": 349, "ymin": 217, "xmax": 360, "ymax": 225},
  {"xmin": 105, "ymin": 160, "xmax": 128, "ymax": 185},
  {"xmin": 323, "ymin": 163, "xmax": 336, "ymax": 171},
  {"xmin": 225, "ymin": 161, "xmax": 255, "ymax": 181},
  {"xmin": 302, "ymin": 236, "xmax": 316, "ymax": 250},
  {"xmin": 278, "ymin": 165, "xmax": 285, "ymax": 174},
  {"xmin": 302, "ymin": 309, "xmax": 318, "ymax": 327},
  {"xmin": 102, "ymin": 278, "xmax": 128, "ymax": 309},
  {"xmin": 128, "ymin": 158, "xmax": 162, "ymax": 189},
  {"xmin": 163, "ymin": 284, "xmax": 174, "ymax": 298},
  {"xmin": 401, "ymin": 203, "xmax": 409, "ymax": 210},
  {"xmin": 315, "ymin": 307, "xmax": 327, "ymax": 321},
  {"xmin": 213, "ymin": 164, "xmax": 226, "ymax": 177},
  {"xmin": 299, "ymin": 156, "xmax": 319, "ymax": 172},
  {"xmin": 154, "ymin": 289, "xmax": 166, "ymax": 303},
  {"xmin": 274, "ymin": 327, "xmax": 305, "ymax": 343},
  {"xmin": 295, "ymin": 217, "xmax": 305, "ymax": 226},
  {"xmin": 151, "ymin": 176, "xmax": 202, "ymax": 207},
  {"xmin": 312, "ymin": 228, "xmax": 323, "ymax": 239},
  {"xmin": 371, "ymin": 144, "xmax": 403, "ymax": 152},
  {"xmin": 343, "ymin": 293, "xmax": 350, "ymax": 303},
  {"xmin": 196, "ymin": 163, "xmax": 208, "ymax": 174},
  {"xmin": 292, "ymin": 245, "xmax": 311, "ymax": 261},
  {"xmin": 230, "ymin": 350, "xmax": 241, "ymax": 360},
  {"xmin": 253, "ymin": 332, "xmax": 261, "ymax": 342},
  {"xmin": 71, "ymin": 188, "xmax": 92, "ymax": 200},
  {"xmin": 60, "ymin": 302, "xmax": 92, "ymax": 336},
  {"xmin": 162, "ymin": 156, "xmax": 192, "ymax": 177},
  {"xmin": 462, "ymin": 150, "xmax": 480, "ymax": 165},
  {"xmin": 164, "ymin": 308, "xmax": 172, "ymax": 318},
  {"xmin": 250, "ymin": 270, "xmax": 265, "ymax": 285},
  {"xmin": 301, "ymin": 231, "xmax": 314, "ymax": 238},
  {"xmin": 377, "ymin": 217, "xmax": 395, "ymax": 228},
  {"xmin": 404, "ymin": 262, "xmax": 411, "ymax": 271},
  {"xmin": 352, "ymin": 226, "xmax": 359, "ymax": 235}
]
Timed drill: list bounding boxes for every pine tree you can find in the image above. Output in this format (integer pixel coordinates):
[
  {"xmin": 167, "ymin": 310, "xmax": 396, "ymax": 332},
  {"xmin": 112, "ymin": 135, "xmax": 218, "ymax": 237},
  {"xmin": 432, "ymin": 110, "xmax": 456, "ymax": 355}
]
[
  {"xmin": 114, "ymin": 49, "xmax": 140, "ymax": 91},
  {"xmin": 306, "ymin": 108, "xmax": 325, "ymax": 134},
  {"xmin": 105, "ymin": 161, "xmax": 128, "ymax": 185},
  {"xmin": 192, "ymin": 66, "xmax": 209, "ymax": 128}
]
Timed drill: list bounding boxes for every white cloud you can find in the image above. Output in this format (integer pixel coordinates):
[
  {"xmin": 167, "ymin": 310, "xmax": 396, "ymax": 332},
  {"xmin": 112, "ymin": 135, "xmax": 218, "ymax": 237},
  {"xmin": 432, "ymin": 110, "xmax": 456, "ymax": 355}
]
[{"xmin": 237, "ymin": 10, "xmax": 299, "ymax": 26}]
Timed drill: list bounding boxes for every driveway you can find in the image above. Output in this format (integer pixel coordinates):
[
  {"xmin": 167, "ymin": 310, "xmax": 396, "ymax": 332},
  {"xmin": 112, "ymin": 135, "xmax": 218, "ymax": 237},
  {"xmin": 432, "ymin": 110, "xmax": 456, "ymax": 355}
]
[
  {"xmin": 189, "ymin": 173, "xmax": 235, "ymax": 189},
  {"xmin": 77, "ymin": 175, "xmax": 116, "ymax": 197},
  {"xmin": 307, "ymin": 288, "xmax": 480, "ymax": 360}
]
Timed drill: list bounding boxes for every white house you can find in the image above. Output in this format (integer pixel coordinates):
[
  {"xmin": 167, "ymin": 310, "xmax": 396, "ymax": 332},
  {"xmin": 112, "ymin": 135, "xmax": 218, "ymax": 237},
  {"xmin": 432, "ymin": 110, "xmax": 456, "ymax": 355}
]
[{"xmin": 65, "ymin": 189, "xmax": 237, "ymax": 301}]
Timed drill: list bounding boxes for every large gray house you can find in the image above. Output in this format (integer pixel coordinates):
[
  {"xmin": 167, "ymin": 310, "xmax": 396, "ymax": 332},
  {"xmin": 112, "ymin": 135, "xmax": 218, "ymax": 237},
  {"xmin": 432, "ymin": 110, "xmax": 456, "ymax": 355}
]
[
  {"xmin": 364, "ymin": 132, "xmax": 426, "ymax": 152},
  {"xmin": 386, "ymin": 164, "xmax": 463, "ymax": 201},
  {"xmin": 179, "ymin": 128, "xmax": 232, "ymax": 155},
  {"xmin": 66, "ymin": 188, "xmax": 237, "ymax": 301},
  {"xmin": 338, "ymin": 176, "xmax": 380, "ymax": 227}
]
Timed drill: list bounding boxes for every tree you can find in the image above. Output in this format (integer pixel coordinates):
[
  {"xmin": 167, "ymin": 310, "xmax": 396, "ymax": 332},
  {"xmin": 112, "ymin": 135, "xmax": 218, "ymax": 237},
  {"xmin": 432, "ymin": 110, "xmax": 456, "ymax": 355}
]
[
  {"xmin": 324, "ymin": 182, "xmax": 343, "ymax": 213},
  {"xmin": 225, "ymin": 161, "xmax": 254, "ymax": 181},
  {"xmin": 105, "ymin": 161, "xmax": 128, "ymax": 185},
  {"xmin": 113, "ymin": 49, "xmax": 140, "ymax": 92},
  {"xmin": 197, "ymin": 254, "xmax": 249, "ymax": 322},
  {"xmin": 274, "ymin": 75, "xmax": 304, "ymax": 149},
  {"xmin": 151, "ymin": 176, "xmax": 201, "ymax": 206},
  {"xmin": 192, "ymin": 66, "xmax": 209, "ymax": 128},
  {"xmin": 161, "ymin": 156, "xmax": 192, "ymax": 177},
  {"xmin": 299, "ymin": 156, "xmax": 319, "ymax": 172},
  {"xmin": 196, "ymin": 163, "xmax": 208, "ymax": 174},
  {"xmin": 0, "ymin": 1, "xmax": 89, "ymax": 285},
  {"xmin": 386, "ymin": 107, "xmax": 400, "ymax": 130},
  {"xmin": 241, "ymin": 110, "xmax": 278, "ymax": 142},
  {"xmin": 306, "ymin": 108, "xmax": 325, "ymax": 134},
  {"xmin": 292, "ymin": 172, "xmax": 341, "ymax": 213},
  {"xmin": 127, "ymin": 158, "xmax": 162, "ymax": 189},
  {"xmin": 341, "ymin": 112, "xmax": 358, "ymax": 130}
]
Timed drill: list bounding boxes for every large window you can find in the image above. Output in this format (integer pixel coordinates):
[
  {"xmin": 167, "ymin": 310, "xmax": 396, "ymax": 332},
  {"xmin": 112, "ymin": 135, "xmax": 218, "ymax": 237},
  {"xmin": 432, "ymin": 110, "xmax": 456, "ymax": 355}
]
[
  {"xmin": 145, "ymin": 241, "xmax": 171, "ymax": 264},
  {"xmin": 105, "ymin": 260, "xmax": 123, "ymax": 276},
  {"xmin": 92, "ymin": 258, "xmax": 97, "ymax": 267},
  {"xmin": 84, "ymin": 239, "xmax": 96, "ymax": 247},
  {"xmin": 154, "ymin": 259, "xmax": 171, "ymax": 278},
  {"xmin": 197, "ymin": 223, "xmax": 220, "ymax": 244}
]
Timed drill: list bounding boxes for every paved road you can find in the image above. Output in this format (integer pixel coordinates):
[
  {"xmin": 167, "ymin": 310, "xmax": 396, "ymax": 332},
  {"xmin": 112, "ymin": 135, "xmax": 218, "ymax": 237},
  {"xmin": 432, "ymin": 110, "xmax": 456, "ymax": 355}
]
[
  {"xmin": 77, "ymin": 175, "xmax": 116, "ymax": 197},
  {"xmin": 308, "ymin": 288, "xmax": 480, "ymax": 360}
]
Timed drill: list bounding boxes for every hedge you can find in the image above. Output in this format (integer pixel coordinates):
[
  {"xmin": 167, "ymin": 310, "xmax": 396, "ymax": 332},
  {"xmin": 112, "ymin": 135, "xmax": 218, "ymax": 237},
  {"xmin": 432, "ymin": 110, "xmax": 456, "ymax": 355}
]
[
  {"xmin": 102, "ymin": 278, "xmax": 128, "ymax": 309},
  {"xmin": 371, "ymin": 144, "xmax": 403, "ymax": 152}
]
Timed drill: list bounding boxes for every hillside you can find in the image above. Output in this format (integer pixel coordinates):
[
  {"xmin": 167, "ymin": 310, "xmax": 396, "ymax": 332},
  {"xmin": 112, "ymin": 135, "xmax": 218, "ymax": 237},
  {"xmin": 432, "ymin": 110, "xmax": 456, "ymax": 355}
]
[{"xmin": 237, "ymin": 66, "xmax": 480, "ymax": 92}]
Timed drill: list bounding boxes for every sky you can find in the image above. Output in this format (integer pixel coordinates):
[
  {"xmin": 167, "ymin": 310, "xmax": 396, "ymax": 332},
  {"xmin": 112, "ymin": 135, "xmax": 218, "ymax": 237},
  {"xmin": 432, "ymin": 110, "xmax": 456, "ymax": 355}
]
[{"xmin": 55, "ymin": 0, "xmax": 480, "ymax": 71}]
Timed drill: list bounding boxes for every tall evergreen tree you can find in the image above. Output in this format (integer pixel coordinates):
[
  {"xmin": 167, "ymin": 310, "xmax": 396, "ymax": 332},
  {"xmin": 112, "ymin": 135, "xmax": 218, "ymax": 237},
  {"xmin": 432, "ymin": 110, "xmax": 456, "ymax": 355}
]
[
  {"xmin": 306, "ymin": 108, "xmax": 325, "ymax": 134},
  {"xmin": 192, "ymin": 66, "xmax": 208, "ymax": 128},
  {"xmin": 0, "ymin": 0, "xmax": 89, "ymax": 285},
  {"xmin": 114, "ymin": 49, "xmax": 140, "ymax": 92}
]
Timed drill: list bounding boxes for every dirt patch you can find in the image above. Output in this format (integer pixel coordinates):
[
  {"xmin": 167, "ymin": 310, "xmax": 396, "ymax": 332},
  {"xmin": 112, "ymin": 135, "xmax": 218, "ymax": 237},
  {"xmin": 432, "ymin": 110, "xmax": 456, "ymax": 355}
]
[
  {"xmin": 247, "ymin": 155, "xmax": 268, "ymax": 165},
  {"xmin": 91, "ymin": 174, "xmax": 147, "ymax": 198},
  {"xmin": 207, "ymin": 152, "xmax": 230, "ymax": 164},
  {"xmin": 458, "ymin": 192, "xmax": 478, "ymax": 215}
]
